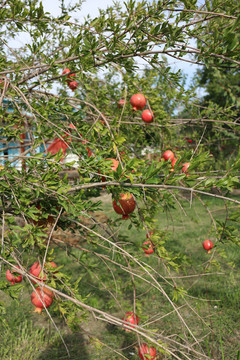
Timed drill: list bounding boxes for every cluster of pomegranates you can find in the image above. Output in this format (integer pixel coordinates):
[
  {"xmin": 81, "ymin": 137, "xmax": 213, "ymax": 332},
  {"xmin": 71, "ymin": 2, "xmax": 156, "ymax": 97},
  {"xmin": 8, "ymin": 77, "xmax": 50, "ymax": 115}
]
[
  {"xmin": 118, "ymin": 93, "xmax": 154, "ymax": 123},
  {"xmin": 6, "ymin": 260, "xmax": 57, "ymax": 314},
  {"xmin": 162, "ymin": 149, "xmax": 190, "ymax": 174},
  {"xmin": 122, "ymin": 311, "xmax": 157, "ymax": 359},
  {"xmin": 62, "ymin": 68, "xmax": 78, "ymax": 91}
]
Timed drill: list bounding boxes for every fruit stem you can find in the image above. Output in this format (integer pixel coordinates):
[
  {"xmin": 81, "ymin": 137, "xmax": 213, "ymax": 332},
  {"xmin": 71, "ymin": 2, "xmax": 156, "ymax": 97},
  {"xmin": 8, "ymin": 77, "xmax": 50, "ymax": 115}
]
[{"xmin": 34, "ymin": 307, "xmax": 43, "ymax": 314}]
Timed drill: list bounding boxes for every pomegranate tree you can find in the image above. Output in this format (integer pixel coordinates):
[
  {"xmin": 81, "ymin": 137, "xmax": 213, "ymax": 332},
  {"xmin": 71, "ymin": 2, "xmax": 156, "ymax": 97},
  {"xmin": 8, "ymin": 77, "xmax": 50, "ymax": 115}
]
[
  {"xmin": 122, "ymin": 311, "xmax": 139, "ymax": 331},
  {"xmin": 31, "ymin": 287, "xmax": 54, "ymax": 314},
  {"xmin": 6, "ymin": 266, "xmax": 22, "ymax": 285},
  {"xmin": 141, "ymin": 109, "xmax": 153, "ymax": 123},
  {"xmin": 29, "ymin": 261, "xmax": 58, "ymax": 284},
  {"xmin": 130, "ymin": 93, "xmax": 146, "ymax": 110},
  {"xmin": 202, "ymin": 239, "xmax": 214, "ymax": 253},
  {"xmin": 112, "ymin": 193, "xmax": 136, "ymax": 219},
  {"xmin": 138, "ymin": 343, "xmax": 157, "ymax": 360}
]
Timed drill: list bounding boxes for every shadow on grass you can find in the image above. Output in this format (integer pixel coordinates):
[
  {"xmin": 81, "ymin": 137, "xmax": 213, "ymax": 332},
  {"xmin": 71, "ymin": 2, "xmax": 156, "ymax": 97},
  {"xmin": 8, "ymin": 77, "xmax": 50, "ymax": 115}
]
[{"xmin": 37, "ymin": 332, "xmax": 89, "ymax": 360}]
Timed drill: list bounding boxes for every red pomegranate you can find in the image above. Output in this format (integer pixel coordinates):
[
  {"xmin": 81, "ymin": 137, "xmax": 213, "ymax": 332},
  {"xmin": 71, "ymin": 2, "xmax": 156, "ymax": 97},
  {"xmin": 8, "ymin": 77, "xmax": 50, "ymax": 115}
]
[
  {"xmin": 171, "ymin": 158, "xmax": 177, "ymax": 169},
  {"xmin": 162, "ymin": 150, "xmax": 174, "ymax": 161},
  {"xmin": 68, "ymin": 81, "xmax": 78, "ymax": 91},
  {"xmin": 6, "ymin": 266, "xmax": 22, "ymax": 285},
  {"xmin": 62, "ymin": 68, "xmax": 70, "ymax": 76},
  {"xmin": 122, "ymin": 311, "xmax": 139, "ymax": 331},
  {"xmin": 202, "ymin": 239, "xmax": 214, "ymax": 253},
  {"xmin": 182, "ymin": 162, "xmax": 190, "ymax": 174},
  {"xmin": 31, "ymin": 287, "xmax": 54, "ymax": 314},
  {"xmin": 142, "ymin": 241, "xmax": 154, "ymax": 255},
  {"xmin": 112, "ymin": 193, "xmax": 136, "ymax": 219},
  {"xmin": 141, "ymin": 109, "xmax": 153, "ymax": 123},
  {"xmin": 117, "ymin": 99, "xmax": 126, "ymax": 108},
  {"xmin": 29, "ymin": 261, "xmax": 58, "ymax": 284},
  {"xmin": 138, "ymin": 343, "xmax": 157, "ymax": 360},
  {"xmin": 130, "ymin": 93, "xmax": 146, "ymax": 111},
  {"xmin": 101, "ymin": 158, "xmax": 119, "ymax": 186}
]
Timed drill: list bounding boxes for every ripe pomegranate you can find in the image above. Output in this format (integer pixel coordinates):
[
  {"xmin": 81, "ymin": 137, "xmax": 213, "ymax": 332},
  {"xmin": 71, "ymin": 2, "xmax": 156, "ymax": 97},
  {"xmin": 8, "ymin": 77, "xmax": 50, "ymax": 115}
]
[
  {"xmin": 6, "ymin": 266, "xmax": 22, "ymax": 285},
  {"xmin": 182, "ymin": 162, "xmax": 190, "ymax": 174},
  {"xmin": 138, "ymin": 343, "xmax": 157, "ymax": 360},
  {"xmin": 29, "ymin": 261, "xmax": 58, "ymax": 284},
  {"xmin": 202, "ymin": 239, "xmax": 214, "ymax": 253},
  {"xmin": 141, "ymin": 109, "xmax": 153, "ymax": 123},
  {"xmin": 171, "ymin": 158, "xmax": 177, "ymax": 168},
  {"xmin": 122, "ymin": 311, "xmax": 139, "ymax": 331},
  {"xmin": 112, "ymin": 193, "xmax": 136, "ymax": 219},
  {"xmin": 68, "ymin": 81, "xmax": 78, "ymax": 91},
  {"xmin": 31, "ymin": 287, "xmax": 54, "ymax": 314},
  {"xmin": 130, "ymin": 93, "xmax": 146, "ymax": 111},
  {"xmin": 142, "ymin": 241, "xmax": 154, "ymax": 255},
  {"xmin": 62, "ymin": 68, "xmax": 70, "ymax": 76},
  {"xmin": 69, "ymin": 123, "xmax": 76, "ymax": 129},
  {"xmin": 162, "ymin": 150, "xmax": 174, "ymax": 161},
  {"xmin": 117, "ymin": 99, "xmax": 126, "ymax": 108}
]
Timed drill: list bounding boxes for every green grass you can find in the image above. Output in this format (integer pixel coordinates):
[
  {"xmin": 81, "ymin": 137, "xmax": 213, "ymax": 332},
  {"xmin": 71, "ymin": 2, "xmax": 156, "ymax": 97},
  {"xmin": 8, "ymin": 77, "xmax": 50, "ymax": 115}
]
[{"xmin": 0, "ymin": 194, "xmax": 239, "ymax": 360}]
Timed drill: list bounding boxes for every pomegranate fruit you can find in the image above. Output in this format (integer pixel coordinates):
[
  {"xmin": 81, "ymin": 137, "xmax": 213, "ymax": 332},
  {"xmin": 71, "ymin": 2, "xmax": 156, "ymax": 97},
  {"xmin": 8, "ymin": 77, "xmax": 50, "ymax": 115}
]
[
  {"xmin": 202, "ymin": 239, "xmax": 214, "ymax": 253},
  {"xmin": 122, "ymin": 311, "xmax": 139, "ymax": 331},
  {"xmin": 142, "ymin": 241, "xmax": 154, "ymax": 255},
  {"xmin": 182, "ymin": 162, "xmax": 190, "ymax": 174},
  {"xmin": 112, "ymin": 193, "xmax": 136, "ymax": 219},
  {"xmin": 117, "ymin": 99, "xmax": 126, "ymax": 108},
  {"xmin": 29, "ymin": 261, "xmax": 58, "ymax": 284},
  {"xmin": 130, "ymin": 93, "xmax": 146, "ymax": 111},
  {"xmin": 31, "ymin": 287, "xmax": 54, "ymax": 314},
  {"xmin": 6, "ymin": 266, "xmax": 22, "ymax": 285},
  {"xmin": 68, "ymin": 81, "xmax": 78, "ymax": 91},
  {"xmin": 62, "ymin": 68, "xmax": 70, "ymax": 76},
  {"xmin": 171, "ymin": 158, "xmax": 177, "ymax": 168},
  {"xmin": 162, "ymin": 150, "xmax": 174, "ymax": 161},
  {"xmin": 141, "ymin": 109, "xmax": 153, "ymax": 123},
  {"xmin": 138, "ymin": 343, "xmax": 157, "ymax": 360}
]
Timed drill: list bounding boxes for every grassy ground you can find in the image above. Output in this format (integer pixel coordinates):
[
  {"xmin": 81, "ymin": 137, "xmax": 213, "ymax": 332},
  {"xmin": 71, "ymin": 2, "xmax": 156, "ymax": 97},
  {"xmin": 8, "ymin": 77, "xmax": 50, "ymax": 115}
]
[{"xmin": 0, "ymin": 193, "xmax": 239, "ymax": 360}]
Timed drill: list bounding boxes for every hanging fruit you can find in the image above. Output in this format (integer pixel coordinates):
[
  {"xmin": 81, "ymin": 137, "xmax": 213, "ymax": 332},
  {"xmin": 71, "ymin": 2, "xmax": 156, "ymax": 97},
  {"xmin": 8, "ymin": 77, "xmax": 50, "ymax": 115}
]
[
  {"xmin": 122, "ymin": 311, "xmax": 139, "ymax": 331},
  {"xmin": 29, "ymin": 261, "xmax": 58, "ymax": 284},
  {"xmin": 141, "ymin": 109, "xmax": 153, "ymax": 123},
  {"xmin": 112, "ymin": 193, "xmax": 136, "ymax": 219},
  {"xmin": 130, "ymin": 93, "xmax": 146, "ymax": 110},
  {"xmin": 6, "ymin": 265, "xmax": 22, "ymax": 285},
  {"xmin": 142, "ymin": 240, "xmax": 154, "ymax": 255},
  {"xmin": 31, "ymin": 287, "xmax": 54, "ymax": 314}
]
